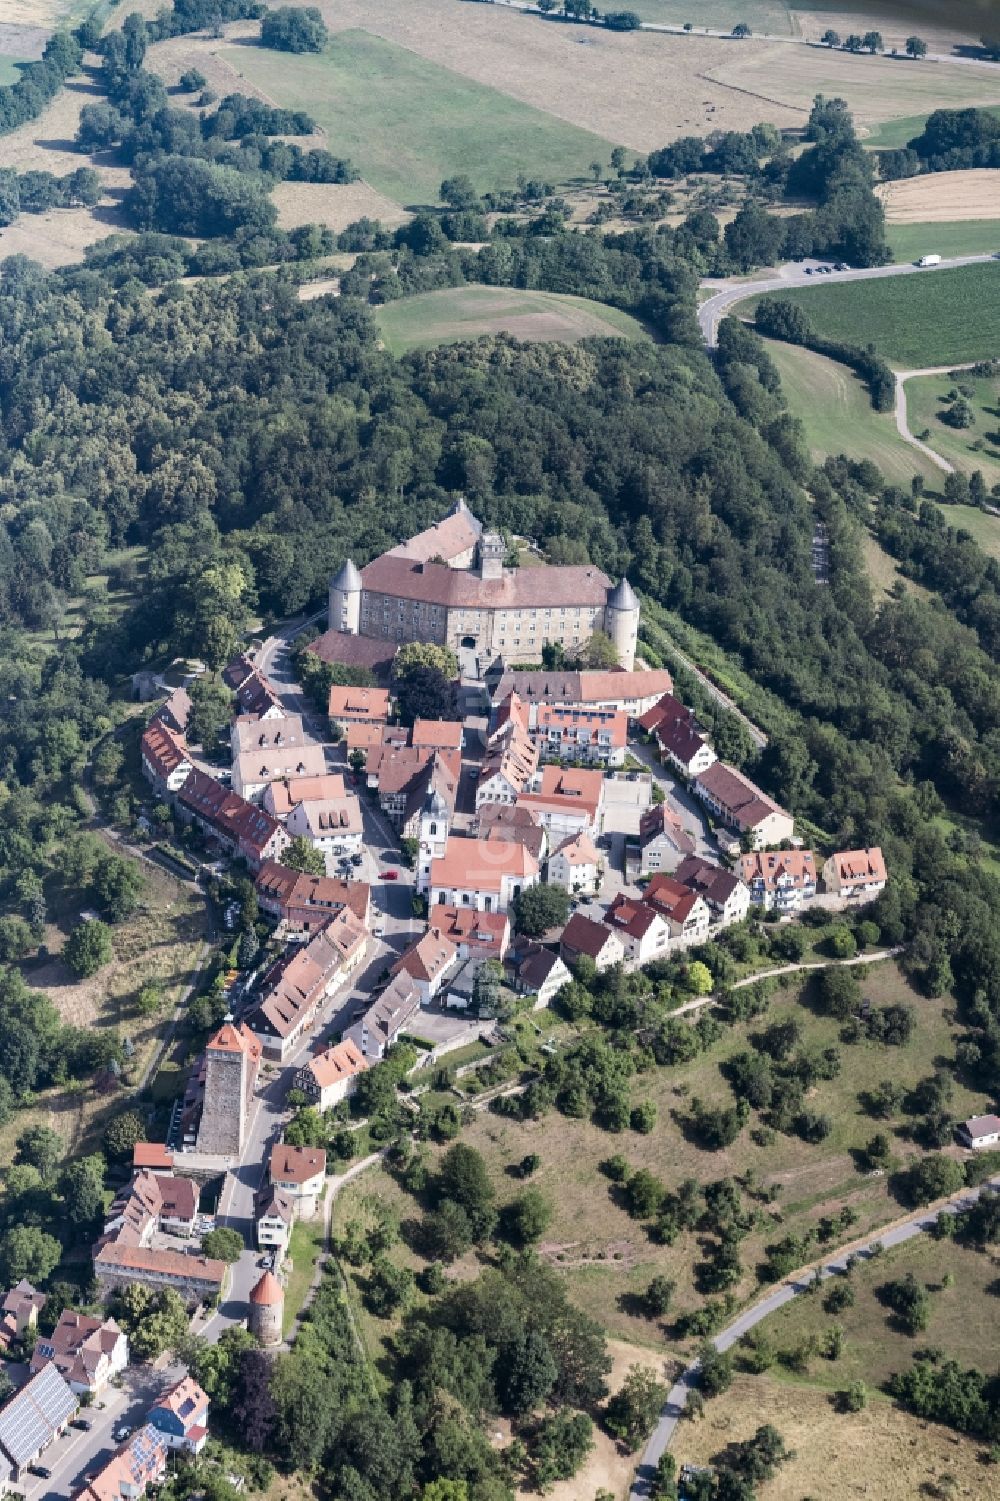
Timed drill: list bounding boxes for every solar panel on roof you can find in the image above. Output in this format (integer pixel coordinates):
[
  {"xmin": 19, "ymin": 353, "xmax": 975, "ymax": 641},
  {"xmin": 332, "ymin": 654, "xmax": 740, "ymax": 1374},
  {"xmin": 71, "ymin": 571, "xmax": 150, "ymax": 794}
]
[
  {"xmin": 0, "ymin": 1363, "xmax": 77, "ymax": 1468},
  {"xmin": 178, "ymin": 1397, "xmax": 196, "ymax": 1418}
]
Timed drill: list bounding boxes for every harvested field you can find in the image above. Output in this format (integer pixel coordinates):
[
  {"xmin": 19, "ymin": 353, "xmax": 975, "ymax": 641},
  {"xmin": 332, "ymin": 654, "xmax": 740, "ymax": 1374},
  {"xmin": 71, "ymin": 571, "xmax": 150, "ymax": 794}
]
[
  {"xmin": 376, "ymin": 286, "xmax": 650, "ymax": 355},
  {"xmin": 674, "ymin": 1374, "xmax": 986, "ymax": 1500},
  {"xmin": 271, "ymin": 180, "xmax": 410, "ymax": 235},
  {"xmin": 0, "ymin": 22, "xmax": 46, "ymax": 59},
  {"xmin": 879, "ymin": 168, "xmax": 1000, "ymax": 223}
]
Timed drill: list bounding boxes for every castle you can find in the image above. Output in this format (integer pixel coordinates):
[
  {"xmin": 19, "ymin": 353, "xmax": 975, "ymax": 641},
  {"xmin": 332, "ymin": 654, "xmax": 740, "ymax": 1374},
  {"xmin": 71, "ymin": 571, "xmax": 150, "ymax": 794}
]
[{"xmin": 328, "ymin": 500, "xmax": 639, "ymax": 671}]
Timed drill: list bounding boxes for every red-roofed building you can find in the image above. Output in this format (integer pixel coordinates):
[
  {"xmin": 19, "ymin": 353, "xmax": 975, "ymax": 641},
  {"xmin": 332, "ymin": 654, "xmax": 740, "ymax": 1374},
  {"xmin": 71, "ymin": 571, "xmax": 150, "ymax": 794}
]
[
  {"xmin": 559, "ymin": 912, "xmax": 626, "ymax": 972},
  {"xmin": 693, "ymin": 762, "xmax": 794, "ymax": 849},
  {"xmin": 328, "ymin": 685, "xmax": 392, "ymax": 726},
  {"xmin": 196, "ymin": 1022, "xmax": 261, "ymax": 1157},
  {"xmin": 605, "ymin": 894, "xmax": 672, "ymax": 965},
  {"xmin": 432, "ymin": 906, "xmax": 510, "ymax": 964},
  {"xmin": 93, "ymin": 1244, "xmax": 226, "ymax": 1306},
  {"xmin": 532, "ymin": 704, "xmax": 627, "ymax": 768},
  {"xmin": 147, "ymin": 1373, "xmax": 210, "ymax": 1455},
  {"xmin": 674, "ymin": 856, "xmax": 751, "ymax": 927},
  {"xmin": 75, "ymin": 1423, "xmax": 168, "ymax": 1501},
  {"xmin": 821, "ymin": 847, "xmax": 887, "ymax": 900},
  {"xmin": 296, "ymin": 1039, "xmax": 368, "ymax": 1112},
  {"xmin": 430, "ymin": 836, "xmax": 539, "ymax": 915},
  {"xmin": 31, "ymin": 1312, "xmax": 128, "ymax": 1396},
  {"xmin": 547, "ymin": 832, "xmax": 601, "ymax": 894},
  {"xmin": 177, "ymin": 769, "xmax": 289, "ymax": 869},
  {"xmin": 255, "ymin": 860, "xmax": 371, "ymax": 931},
  {"xmin": 518, "ymin": 765, "xmax": 605, "ymax": 838},
  {"xmin": 140, "ymin": 721, "xmax": 193, "ymax": 797},
  {"xmin": 411, "ymin": 719, "xmax": 464, "ymax": 751},
  {"xmin": 643, "ymin": 873, "xmax": 711, "ymax": 944},
  {"xmin": 739, "ymin": 849, "xmax": 817, "ymax": 913},
  {"xmin": 131, "ymin": 1143, "xmax": 174, "ymax": 1175},
  {"xmin": 633, "ymin": 803, "xmax": 696, "ymax": 876},
  {"xmin": 250, "ymin": 909, "xmax": 368, "ymax": 1061},
  {"xmin": 270, "ymin": 1144, "xmax": 326, "ymax": 1217},
  {"xmin": 392, "ymin": 926, "xmax": 459, "ymax": 1002}
]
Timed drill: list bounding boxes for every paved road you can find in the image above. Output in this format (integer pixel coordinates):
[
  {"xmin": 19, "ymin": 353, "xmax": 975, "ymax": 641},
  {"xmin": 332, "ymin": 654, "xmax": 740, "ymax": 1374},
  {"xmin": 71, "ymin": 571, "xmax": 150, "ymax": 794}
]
[
  {"xmin": 697, "ymin": 254, "xmax": 996, "ymax": 348},
  {"xmin": 628, "ymin": 1172, "xmax": 1000, "ymax": 1497},
  {"xmin": 893, "ymin": 361, "xmax": 979, "ymax": 474}
]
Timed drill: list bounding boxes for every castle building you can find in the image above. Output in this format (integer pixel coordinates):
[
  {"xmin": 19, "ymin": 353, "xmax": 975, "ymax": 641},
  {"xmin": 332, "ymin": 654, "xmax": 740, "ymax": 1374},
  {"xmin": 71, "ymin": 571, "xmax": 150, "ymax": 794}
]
[
  {"xmin": 249, "ymin": 1270, "xmax": 284, "ymax": 1347},
  {"xmin": 195, "ymin": 1022, "xmax": 261, "ymax": 1158},
  {"xmin": 328, "ymin": 500, "xmax": 640, "ymax": 670}
]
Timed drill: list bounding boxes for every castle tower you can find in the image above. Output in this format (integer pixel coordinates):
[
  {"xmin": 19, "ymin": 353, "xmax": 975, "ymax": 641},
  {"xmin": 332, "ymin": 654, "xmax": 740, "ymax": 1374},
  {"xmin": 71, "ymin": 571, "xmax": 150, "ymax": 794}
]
[
  {"xmin": 328, "ymin": 559, "xmax": 362, "ymax": 636},
  {"xmin": 605, "ymin": 577, "xmax": 640, "ymax": 671},
  {"xmin": 249, "ymin": 1270, "xmax": 283, "ymax": 1346},
  {"xmin": 196, "ymin": 1023, "xmax": 261, "ymax": 1158},
  {"xmin": 478, "ymin": 532, "xmax": 506, "ymax": 581}
]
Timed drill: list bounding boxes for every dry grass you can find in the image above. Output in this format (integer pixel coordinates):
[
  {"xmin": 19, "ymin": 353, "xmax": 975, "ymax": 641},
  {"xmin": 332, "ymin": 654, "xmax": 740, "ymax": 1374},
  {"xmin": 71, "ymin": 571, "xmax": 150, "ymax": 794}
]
[
  {"xmin": 674, "ymin": 1374, "xmax": 988, "ymax": 1499},
  {"xmin": 861, "ymin": 533, "xmax": 933, "ymax": 603},
  {"xmin": 879, "ymin": 168, "xmax": 1000, "ymax": 223},
  {"xmin": 271, "ymin": 180, "xmax": 410, "ymax": 234}
]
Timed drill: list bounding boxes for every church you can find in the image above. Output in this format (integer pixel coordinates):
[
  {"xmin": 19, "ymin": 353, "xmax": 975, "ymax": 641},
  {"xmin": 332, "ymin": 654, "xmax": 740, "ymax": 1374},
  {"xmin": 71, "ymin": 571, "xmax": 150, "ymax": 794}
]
[{"xmin": 327, "ymin": 500, "xmax": 640, "ymax": 671}]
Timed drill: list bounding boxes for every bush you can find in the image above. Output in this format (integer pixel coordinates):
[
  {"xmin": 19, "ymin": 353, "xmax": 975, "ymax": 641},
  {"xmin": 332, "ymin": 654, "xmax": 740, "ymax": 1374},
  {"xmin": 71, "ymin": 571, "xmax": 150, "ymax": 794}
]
[
  {"xmin": 260, "ymin": 5, "xmax": 328, "ymax": 51},
  {"xmin": 64, "ymin": 919, "xmax": 112, "ymax": 978}
]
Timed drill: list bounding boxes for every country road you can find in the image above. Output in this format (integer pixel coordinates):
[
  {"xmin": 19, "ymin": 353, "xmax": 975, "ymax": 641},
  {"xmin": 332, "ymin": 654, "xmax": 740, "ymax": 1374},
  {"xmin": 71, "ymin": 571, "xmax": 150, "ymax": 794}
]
[
  {"xmin": 696, "ymin": 253, "xmax": 996, "ymax": 347},
  {"xmin": 893, "ymin": 362, "xmax": 980, "ymax": 473},
  {"xmin": 628, "ymin": 1171, "xmax": 1000, "ymax": 1498}
]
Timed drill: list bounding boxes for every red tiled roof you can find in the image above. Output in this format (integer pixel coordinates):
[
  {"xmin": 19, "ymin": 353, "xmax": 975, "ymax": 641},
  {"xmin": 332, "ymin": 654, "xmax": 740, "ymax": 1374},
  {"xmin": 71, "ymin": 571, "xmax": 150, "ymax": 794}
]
[
  {"xmin": 828, "ymin": 847, "xmax": 887, "ymax": 885},
  {"xmin": 94, "ymin": 1242, "xmax": 225, "ymax": 1284},
  {"xmin": 643, "ymin": 873, "xmax": 701, "ymax": 923},
  {"xmin": 271, "ymin": 1144, "xmax": 326, "ymax": 1185},
  {"xmin": 561, "ymin": 911, "xmax": 618, "ymax": 959},
  {"xmin": 694, "ymin": 761, "xmax": 787, "ymax": 831},
  {"xmin": 411, "ymin": 719, "xmax": 463, "ymax": 750},
  {"xmin": 739, "ymin": 850, "xmax": 817, "ymax": 891},
  {"xmin": 141, "ymin": 721, "xmax": 190, "ymax": 779},
  {"xmin": 362, "ymin": 554, "xmax": 612, "ymax": 609},
  {"xmin": 638, "ymin": 803, "xmax": 696, "ymax": 854},
  {"xmin": 431, "ymin": 836, "xmax": 538, "ymax": 894},
  {"xmin": 674, "ymin": 856, "xmax": 743, "ymax": 906},
  {"xmin": 328, "ymin": 685, "xmax": 391, "ymax": 721},
  {"xmin": 250, "ymin": 1271, "xmax": 283, "ymax": 1307},
  {"xmin": 606, "ymin": 894, "xmax": 666, "ymax": 939},
  {"xmin": 306, "ymin": 631, "xmax": 398, "ymax": 676},
  {"xmin": 393, "ymin": 926, "xmax": 457, "ymax": 984},
  {"xmin": 306, "ymin": 1039, "xmax": 368, "ymax": 1090},
  {"xmin": 133, "ymin": 1143, "xmax": 173, "ymax": 1171},
  {"xmin": 208, "ymin": 1021, "xmax": 262, "ymax": 1061},
  {"xmin": 433, "ymin": 906, "xmax": 510, "ymax": 957}
]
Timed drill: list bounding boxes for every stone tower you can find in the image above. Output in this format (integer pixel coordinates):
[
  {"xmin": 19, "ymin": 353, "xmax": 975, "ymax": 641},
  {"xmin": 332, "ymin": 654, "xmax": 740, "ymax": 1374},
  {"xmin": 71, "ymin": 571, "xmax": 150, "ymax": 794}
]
[
  {"xmin": 605, "ymin": 577, "xmax": 640, "ymax": 671},
  {"xmin": 478, "ymin": 532, "xmax": 506, "ymax": 581},
  {"xmin": 196, "ymin": 1023, "xmax": 261, "ymax": 1158},
  {"xmin": 328, "ymin": 558, "xmax": 362, "ymax": 636},
  {"xmin": 249, "ymin": 1270, "xmax": 283, "ymax": 1347}
]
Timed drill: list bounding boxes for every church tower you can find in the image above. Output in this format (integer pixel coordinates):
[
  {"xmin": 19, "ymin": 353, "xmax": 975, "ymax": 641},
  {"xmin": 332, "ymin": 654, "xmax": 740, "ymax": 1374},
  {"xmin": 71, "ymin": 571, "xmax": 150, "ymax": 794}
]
[
  {"xmin": 605, "ymin": 578, "xmax": 640, "ymax": 671},
  {"xmin": 328, "ymin": 559, "xmax": 362, "ymax": 635}
]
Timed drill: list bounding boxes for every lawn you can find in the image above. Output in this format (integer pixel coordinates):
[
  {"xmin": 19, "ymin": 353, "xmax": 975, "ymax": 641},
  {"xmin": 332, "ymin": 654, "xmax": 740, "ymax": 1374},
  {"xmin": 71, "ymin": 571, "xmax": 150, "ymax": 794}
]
[
  {"xmin": 760, "ymin": 336, "xmax": 938, "ymax": 486},
  {"xmin": 232, "ymin": 29, "xmax": 618, "ymax": 207},
  {"xmin": 940, "ymin": 503, "xmax": 1000, "ymax": 563},
  {"xmin": 864, "ymin": 103, "xmax": 1000, "ymax": 151},
  {"xmin": 903, "ymin": 370, "xmax": 1000, "ymax": 489},
  {"xmin": 283, "ymin": 1205, "xmax": 328, "ymax": 1335},
  {"xmin": 752, "ymin": 262, "xmax": 1000, "ymax": 366},
  {"xmin": 376, "ymin": 286, "xmax": 650, "ymax": 355},
  {"xmin": 887, "ymin": 219, "xmax": 1000, "ymax": 263},
  {"xmin": 0, "ymin": 56, "xmax": 27, "ymax": 87}
]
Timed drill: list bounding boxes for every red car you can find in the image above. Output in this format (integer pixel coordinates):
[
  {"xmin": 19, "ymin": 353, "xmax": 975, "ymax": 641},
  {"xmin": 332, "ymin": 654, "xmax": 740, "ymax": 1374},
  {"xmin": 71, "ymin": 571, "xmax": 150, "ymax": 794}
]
[{"xmin": 381, "ymin": 869, "xmax": 399, "ymax": 880}]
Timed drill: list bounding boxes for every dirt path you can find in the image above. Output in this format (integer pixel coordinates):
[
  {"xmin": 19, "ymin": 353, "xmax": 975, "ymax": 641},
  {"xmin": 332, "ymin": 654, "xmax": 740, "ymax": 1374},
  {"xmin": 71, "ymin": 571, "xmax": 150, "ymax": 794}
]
[{"xmin": 893, "ymin": 362, "xmax": 980, "ymax": 474}]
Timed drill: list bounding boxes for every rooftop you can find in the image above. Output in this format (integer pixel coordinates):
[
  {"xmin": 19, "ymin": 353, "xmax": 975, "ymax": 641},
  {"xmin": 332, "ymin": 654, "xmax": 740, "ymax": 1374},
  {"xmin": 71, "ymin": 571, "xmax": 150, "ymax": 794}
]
[
  {"xmin": 362, "ymin": 554, "xmax": 612, "ymax": 611},
  {"xmin": 430, "ymin": 835, "xmax": 539, "ymax": 893},
  {"xmin": 271, "ymin": 1144, "xmax": 327, "ymax": 1185},
  {"xmin": 305, "ymin": 1039, "xmax": 368, "ymax": 1091}
]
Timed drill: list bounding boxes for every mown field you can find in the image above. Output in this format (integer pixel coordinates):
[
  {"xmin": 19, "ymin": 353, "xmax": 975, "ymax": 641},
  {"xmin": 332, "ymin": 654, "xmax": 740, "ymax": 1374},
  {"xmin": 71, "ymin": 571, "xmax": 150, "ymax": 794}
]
[
  {"xmin": 754, "ymin": 263, "xmax": 1000, "ymax": 365},
  {"xmin": 376, "ymin": 286, "xmax": 650, "ymax": 355},
  {"xmin": 760, "ymin": 336, "xmax": 936, "ymax": 485},
  {"xmin": 887, "ymin": 220, "xmax": 1000, "ymax": 262},
  {"xmin": 940, "ymin": 502, "xmax": 1000, "ymax": 562},
  {"xmin": 232, "ymin": 28, "xmax": 618, "ymax": 207},
  {"xmin": 903, "ymin": 370, "xmax": 1000, "ymax": 488},
  {"xmin": 864, "ymin": 102, "xmax": 1000, "ymax": 150}
]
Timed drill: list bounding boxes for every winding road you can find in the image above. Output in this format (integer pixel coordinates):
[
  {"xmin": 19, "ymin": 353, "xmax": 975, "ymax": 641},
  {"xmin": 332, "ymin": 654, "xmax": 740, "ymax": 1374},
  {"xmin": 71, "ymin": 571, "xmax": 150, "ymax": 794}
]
[
  {"xmin": 893, "ymin": 362, "xmax": 979, "ymax": 473},
  {"xmin": 628, "ymin": 1171, "xmax": 1000, "ymax": 1498}
]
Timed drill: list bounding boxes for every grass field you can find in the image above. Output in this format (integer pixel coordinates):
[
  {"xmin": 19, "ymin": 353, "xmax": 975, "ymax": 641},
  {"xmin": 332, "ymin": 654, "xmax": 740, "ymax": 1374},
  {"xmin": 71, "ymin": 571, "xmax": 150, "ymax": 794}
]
[
  {"xmin": 0, "ymin": 55, "xmax": 27, "ymax": 86},
  {"xmin": 376, "ymin": 286, "xmax": 650, "ymax": 355},
  {"xmin": 903, "ymin": 370, "xmax": 1000, "ymax": 488},
  {"xmin": 283, "ymin": 1206, "xmax": 327, "ymax": 1335},
  {"xmin": 754, "ymin": 263, "xmax": 1000, "ymax": 366},
  {"xmin": 760, "ymin": 336, "xmax": 937, "ymax": 485},
  {"xmin": 233, "ymin": 29, "xmax": 617, "ymax": 207},
  {"xmin": 887, "ymin": 219, "xmax": 1000, "ymax": 262},
  {"xmin": 864, "ymin": 103, "xmax": 1000, "ymax": 150},
  {"xmin": 942, "ymin": 503, "xmax": 1000, "ymax": 562}
]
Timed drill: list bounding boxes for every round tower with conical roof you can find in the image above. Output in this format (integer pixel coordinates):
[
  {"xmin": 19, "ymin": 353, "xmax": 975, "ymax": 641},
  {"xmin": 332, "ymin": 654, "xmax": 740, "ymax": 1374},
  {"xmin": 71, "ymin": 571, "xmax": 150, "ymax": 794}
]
[
  {"xmin": 328, "ymin": 558, "xmax": 362, "ymax": 636},
  {"xmin": 249, "ymin": 1269, "xmax": 284, "ymax": 1347},
  {"xmin": 605, "ymin": 577, "xmax": 639, "ymax": 670}
]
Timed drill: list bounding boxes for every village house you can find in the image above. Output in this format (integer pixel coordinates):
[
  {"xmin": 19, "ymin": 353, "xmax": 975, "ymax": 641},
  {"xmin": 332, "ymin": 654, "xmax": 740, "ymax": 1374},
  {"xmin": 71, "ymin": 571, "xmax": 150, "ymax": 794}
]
[
  {"xmin": 432, "ymin": 906, "xmax": 511, "ymax": 964},
  {"xmin": 31, "ymin": 1312, "xmax": 128, "ymax": 1397},
  {"xmin": 132, "ymin": 1143, "xmax": 175, "ymax": 1175},
  {"xmin": 411, "ymin": 719, "xmax": 464, "ymax": 752},
  {"xmin": 270, "ymin": 1145, "xmax": 327, "ymax": 1219},
  {"xmin": 295, "ymin": 1038, "xmax": 368, "ymax": 1111},
  {"xmin": 250, "ymin": 909, "xmax": 368, "ymax": 1061},
  {"xmin": 644, "ymin": 873, "xmax": 712, "ymax": 944},
  {"xmin": 693, "ymin": 761, "xmax": 794, "ymax": 850},
  {"xmin": 605, "ymin": 894, "xmax": 672, "ymax": 965},
  {"xmin": 739, "ymin": 849, "xmax": 817, "ymax": 913},
  {"xmin": 547, "ymin": 832, "xmax": 602, "ymax": 894},
  {"xmin": 560, "ymin": 912, "xmax": 627, "ymax": 972},
  {"xmin": 505, "ymin": 944, "xmax": 571, "ymax": 1009},
  {"xmin": 223, "ymin": 654, "xmax": 283, "ymax": 719},
  {"xmin": 147, "ymin": 1373, "xmax": 210, "ymax": 1455},
  {"xmin": 285, "ymin": 790, "xmax": 364, "ymax": 865},
  {"xmin": 631, "ymin": 803, "xmax": 697, "ymax": 876},
  {"xmin": 518, "ymin": 765, "xmax": 606, "ymax": 838},
  {"xmin": 475, "ymin": 804, "xmax": 547, "ymax": 864},
  {"xmin": 103, "ymin": 1171, "xmax": 199, "ymax": 1243},
  {"xmin": 328, "ymin": 684, "xmax": 392, "ymax": 727},
  {"xmin": 255, "ymin": 861, "xmax": 371, "ymax": 932},
  {"xmin": 491, "ymin": 667, "xmax": 673, "ymax": 719},
  {"xmin": 344, "ymin": 972, "xmax": 422, "ymax": 1060},
  {"xmin": 430, "ymin": 835, "xmax": 539, "ymax": 914},
  {"xmin": 140, "ymin": 720, "xmax": 193, "ymax": 798},
  {"xmin": 957, "ymin": 1113, "xmax": 1000, "ymax": 1150},
  {"xmin": 476, "ymin": 698, "xmax": 539, "ymax": 809},
  {"xmin": 674, "ymin": 856, "xmax": 751, "ymax": 927},
  {"xmin": 639, "ymin": 693, "xmax": 717, "ymax": 779},
  {"xmin": 531, "ymin": 703, "xmax": 627, "ymax": 768},
  {"xmin": 75, "ymin": 1424, "xmax": 168, "ymax": 1501},
  {"xmin": 0, "ymin": 1364, "xmax": 78, "ymax": 1481},
  {"xmin": 392, "ymin": 926, "xmax": 459, "ymax": 1003},
  {"xmin": 231, "ymin": 715, "xmax": 327, "ymax": 803},
  {"xmin": 255, "ymin": 1186, "xmax": 295, "ymax": 1257},
  {"xmin": 0, "ymin": 1280, "xmax": 45, "ymax": 1353},
  {"xmin": 93, "ymin": 1243, "xmax": 226, "ymax": 1309},
  {"xmin": 176, "ymin": 769, "xmax": 289, "ymax": 869},
  {"xmin": 345, "ymin": 720, "xmax": 396, "ymax": 755},
  {"xmin": 821, "ymin": 847, "xmax": 887, "ymax": 900},
  {"xmin": 263, "ymin": 772, "xmax": 349, "ymax": 820},
  {"xmin": 367, "ymin": 744, "xmax": 462, "ymax": 829}
]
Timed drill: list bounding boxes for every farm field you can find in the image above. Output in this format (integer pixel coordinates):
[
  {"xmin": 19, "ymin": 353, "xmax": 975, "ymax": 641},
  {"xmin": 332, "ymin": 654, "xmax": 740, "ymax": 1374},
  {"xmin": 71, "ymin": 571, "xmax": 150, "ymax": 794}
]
[
  {"xmin": 863, "ymin": 102, "xmax": 1000, "ymax": 150},
  {"xmin": 674, "ymin": 1373, "xmax": 987, "ymax": 1501},
  {"xmin": 887, "ymin": 219, "xmax": 1000, "ymax": 262},
  {"xmin": 753, "ymin": 263, "xmax": 1000, "ymax": 365},
  {"xmin": 760, "ymin": 336, "xmax": 936, "ymax": 485},
  {"xmin": 376, "ymin": 286, "xmax": 650, "ymax": 355},
  {"xmin": 231, "ymin": 29, "xmax": 618, "ymax": 207},
  {"xmin": 903, "ymin": 371, "xmax": 1000, "ymax": 488},
  {"xmin": 878, "ymin": 169, "xmax": 1000, "ymax": 226}
]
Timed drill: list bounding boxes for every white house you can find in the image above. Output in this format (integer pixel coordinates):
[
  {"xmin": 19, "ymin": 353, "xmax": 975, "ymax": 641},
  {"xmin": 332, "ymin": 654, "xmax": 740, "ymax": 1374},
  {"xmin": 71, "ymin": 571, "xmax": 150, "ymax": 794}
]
[
  {"xmin": 392, "ymin": 926, "xmax": 459, "ymax": 1003},
  {"xmin": 344, "ymin": 973, "xmax": 422, "ymax": 1061},
  {"xmin": 821, "ymin": 847, "xmax": 887, "ymax": 900},
  {"xmin": 634, "ymin": 803, "xmax": 696, "ymax": 875},
  {"xmin": 255, "ymin": 1186, "xmax": 295, "ymax": 1256},
  {"xmin": 958, "ymin": 1113, "xmax": 1000, "ymax": 1150},
  {"xmin": 284, "ymin": 793, "xmax": 364, "ymax": 866},
  {"xmin": 270, "ymin": 1144, "xmax": 327, "ymax": 1220},
  {"xmin": 30, "ymin": 1312, "xmax": 128, "ymax": 1397},
  {"xmin": 693, "ymin": 762, "xmax": 794, "ymax": 850},
  {"xmin": 739, "ymin": 850, "xmax": 817, "ymax": 913},
  {"xmin": 295, "ymin": 1038, "xmax": 368, "ymax": 1112},
  {"xmin": 505, "ymin": 945, "xmax": 571, "ymax": 1010},
  {"xmin": 560, "ymin": 912, "xmax": 626, "ymax": 972},
  {"xmin": 674, "ymin": 857, "xmax": 752, "ymax": 927},
  {"xmin": 604, "ymin": 895, "xmax": 671, "ymax": 966},
  {"xmin": 644, "ymin": 874, "xmax": 711, "ymax": 946},
  {"xmin": 547, "ymin": 832, "xmax": 602, "ymax": 895},
  {"xmin": 430, "ymin": 836, "xmax": 540, "ymax": 915}
]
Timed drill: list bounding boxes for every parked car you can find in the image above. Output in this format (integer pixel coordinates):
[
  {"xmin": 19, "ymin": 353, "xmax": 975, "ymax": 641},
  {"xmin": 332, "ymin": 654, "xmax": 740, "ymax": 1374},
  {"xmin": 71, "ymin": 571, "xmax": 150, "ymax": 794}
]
[
  {"xmin": 29, "ymin": 1465, "xmax": 52, "ymax": 1479},
  {"xmin": 114, "ymin": 1426, "xmax": 132, "ymax": 1443},
  {"xmin": 70, "ymin": 1418, "xmax": 92, "ymax": 1432},
  {"xmin": 381, "ymin": 870, "xmax": 398, "ymax": 880},
  {"xmin": 351, "ymin": 853, "xmax": 363, "ymax": 867},
  {"xmin": 258, "ymin": 1254, "xmax": 273, "ymax": 1269}
]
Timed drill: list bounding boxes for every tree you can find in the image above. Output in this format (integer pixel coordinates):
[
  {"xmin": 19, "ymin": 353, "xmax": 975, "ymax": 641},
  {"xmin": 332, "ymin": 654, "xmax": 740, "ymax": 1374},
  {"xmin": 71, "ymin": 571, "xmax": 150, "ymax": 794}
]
[
  {"xmin": 283, "ymin": 836, "xmax": 325, "ymax": 877},
  {"xmin": 472, "ymin": 959, "xmax": 505, "ymax": 1019},
  {"xmin": 844, "ymin": 32, "xmax": 863, "ymax": 50},
  {"xmin": 815, "ymin": 965, "xmax": 860, "ymax": 1019},
  {"xmin": 178, "ymin": 68, "xmax": 207, "ymax": 90},
  {"xmin": 685, "ymin": 960, "xmax": 713, "ymax": 996},
  {"xmin": 187, "ymin": 676, "xmax": 234, "ymax": 749},
  {"xmin": 511, "ymin": 883, "xmax": 570, "ymax": 936},
  {"xmin": 881, "ymin": 1271, "xmax": 930, "ymax": 1334},
  {"xmin": 394, "ymin": 664, "xmax": 455, "ymax": 724},
  {"xmin": 111, "ymin": 1284, "xmax": 188, "ymax": 1360},
  {"xmin": 64, "ymin": 919, "xmax": 112, "ymax": 977},
  {"xmin": 367, "ymin": 1254, "xmax": 414, "ymax": 1317},
  {"xmin": 731, "ymin": 22, "xmax": 752, "ymax": 37},
  {"xmin": 231, "ymin": 1346, "xmax": 276, "ymax": 1452},
  {"xmin": 423, "ymin": 1199, "xmax": 474, "ymax": 1263},
  {"xmin": 104, "ymin": 1111, "xmax": 147, "ymax": 1161},
  {"xmin": 862, "ymin": 29, "xmax": 883, "ymax": 52},
  {"xmin": 581, "ymin": 629, "xmax": 621, "ymax": 669},
  {"xmin": 393, "ymin": 641, "xmax": 459, "ymax": 679},
  {"xmin": 896, "ymin": 1154, "xmax": 964, "ymax": 1207},
  {"xmin": 59, "ymin": 1154, "xmax": 105, "ymax": 1228},
  {"xmin": 437, "ymin": 1144, "xmax": 495, "ymax": 1238},
  {"xmin": 837, "ymin": 1379, "xmax": 867, "ymax": 1412},
  {"xmin": 642, "ymin": 1275, "xmax": 675, "ymax": 1318},
  {"xmin": 497, "ymin": 1327, "xmax": 558, "ymax": 1414},
  {"xmin": 697, "ymin": 1341, "xmax": 733, "ymax": 1396},
  {"xmin": 92, "ymin": 854, "xmax": 144, "ymax": 922},
  {"xmin": 905, "ymin": 34, "xmax": 927, "ymax": 58},
  {"xmin": 821, "ymin": 28, "xmax": 840, "ymax": 46},
  {"xmin": 604, "ymin": 1364, "xmax": 668, "ymax": 1449},
  {"xmin": 260, "ymin": 6, "xmax": 328, "ymax": 52},
  {"xmin": 0, "ymin": 1226, "xmax": 61, "ymax": 1286},
  {"xmin": 16, "ymin": 1125, "xmax": 64, "ymax": 1180},
  {"xmin": 501, "ymin": 1188, "xmax": 552, "ymax": 1245},
  {"xmin": 724, "ymin": 202, "xmax": 785, "ymax": 272},
  {"xmin": 202, "ymin": 1228, "xmax": 245, "ymax": 1263}
]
